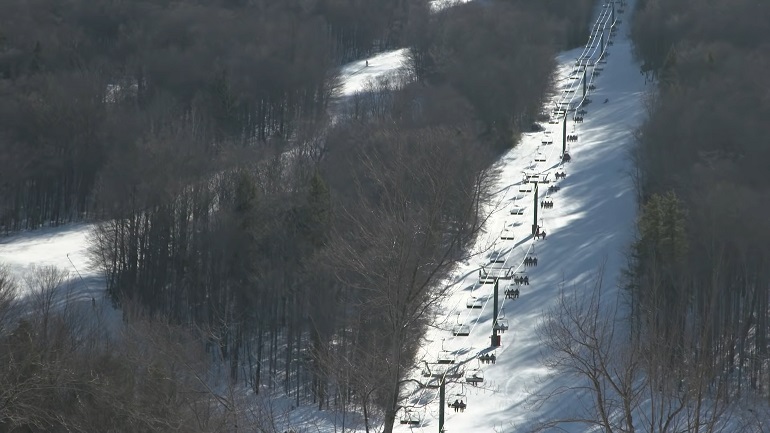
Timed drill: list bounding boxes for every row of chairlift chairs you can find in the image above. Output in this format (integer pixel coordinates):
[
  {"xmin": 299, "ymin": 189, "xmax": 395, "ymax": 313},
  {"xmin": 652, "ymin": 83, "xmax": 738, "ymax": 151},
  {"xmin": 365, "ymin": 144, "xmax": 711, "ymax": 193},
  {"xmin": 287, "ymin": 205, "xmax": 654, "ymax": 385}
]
[
  {"xmin": 413, "ymin": 68, "xmax": 579, "ymax": 426},
  {"xmin": 407, "ymin": 27, "xmax": 596, "ymax": 428},
  {"xmin": 408, "ymin": 21, "xmax": 599, "ymax": 424},
  {"xmin": 408, "ymin": 13, "xmax": 603, "ymax": 424}
]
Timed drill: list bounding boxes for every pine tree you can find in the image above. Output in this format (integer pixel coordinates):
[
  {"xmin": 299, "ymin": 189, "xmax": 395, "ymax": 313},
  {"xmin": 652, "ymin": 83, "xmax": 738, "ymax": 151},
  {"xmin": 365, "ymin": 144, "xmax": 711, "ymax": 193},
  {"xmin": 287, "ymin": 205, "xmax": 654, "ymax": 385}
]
[{"xmin": 304, "ymin": 171, "xmax": 331, "ymax": 248}]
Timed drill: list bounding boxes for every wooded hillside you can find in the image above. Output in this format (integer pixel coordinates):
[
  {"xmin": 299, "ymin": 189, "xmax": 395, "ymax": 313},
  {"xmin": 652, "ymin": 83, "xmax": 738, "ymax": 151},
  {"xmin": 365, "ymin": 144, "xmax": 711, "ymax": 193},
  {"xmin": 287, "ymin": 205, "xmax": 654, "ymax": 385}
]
[{"xmin": 630, "ymin": 0, "xmax": 770, "ymax": 399}]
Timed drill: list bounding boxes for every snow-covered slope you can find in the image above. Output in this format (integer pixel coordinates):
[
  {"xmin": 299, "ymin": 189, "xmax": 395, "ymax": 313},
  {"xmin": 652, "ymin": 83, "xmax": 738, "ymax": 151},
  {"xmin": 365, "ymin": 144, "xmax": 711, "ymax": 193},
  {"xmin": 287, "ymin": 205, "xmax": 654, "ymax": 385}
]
[
  {"xmin": 0, "ymin": 223, "xmax": 100, "ymax": 298},
  {"xmin": 394, "ymin": 2, "xmax": 646, "ymax": 432},
  {"xmin": 337, "ymin": 48, "xmax": 410, "ymax": 97}
]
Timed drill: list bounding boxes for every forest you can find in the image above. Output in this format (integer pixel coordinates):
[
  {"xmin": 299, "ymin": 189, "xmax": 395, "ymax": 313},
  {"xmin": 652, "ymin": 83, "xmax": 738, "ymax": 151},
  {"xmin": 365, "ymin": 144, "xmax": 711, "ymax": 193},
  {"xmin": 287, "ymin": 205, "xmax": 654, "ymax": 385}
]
[
  {"xmin": 0, "ymin": 0, "xmax": 599, "ymax": 432},
  {"xmin": 629, "ymin": 0, "xmax": 770, "ymax": 403}
]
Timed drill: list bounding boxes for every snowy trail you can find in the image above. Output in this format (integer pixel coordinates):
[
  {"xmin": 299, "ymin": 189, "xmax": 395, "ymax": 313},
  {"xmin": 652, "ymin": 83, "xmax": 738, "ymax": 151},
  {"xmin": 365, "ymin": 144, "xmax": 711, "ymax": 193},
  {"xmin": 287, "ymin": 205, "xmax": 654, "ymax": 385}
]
[{"xmin": 395, "ymin": 1, "xmax": 645, "ymax": 432}]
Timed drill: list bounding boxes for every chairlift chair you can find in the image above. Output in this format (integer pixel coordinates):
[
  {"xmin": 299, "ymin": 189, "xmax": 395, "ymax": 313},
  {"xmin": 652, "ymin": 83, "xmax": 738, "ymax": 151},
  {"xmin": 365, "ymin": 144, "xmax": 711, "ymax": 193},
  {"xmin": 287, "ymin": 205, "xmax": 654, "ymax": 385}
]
[
  {"xmin": 452, "ymin": 324, "xmax": 471, "ymax": 337},
  {"xmin": 448, "ymin": 385, "xmax": 469, "ymax": 412},
  {"xmin": 437, "ymin": 348, "xmax": 455, "ymax": 364},
  {"xmin": 534, "ymin": 153, "xmax": 547, "ymax": 163},
  {"xmin": 466, "ymin": 295, "xmax": 484, "ymax": 309},
  {"xmin": 500, "ymin": 222, "xmax": 516, "ymax": 240},
  {"xmin": 517, "ymin": 183, "xmax": 533, "ymax": 193},
  {"xmin": 400, "ymin": 409, "xmax": 421, "ymax": 425},
  {"xmin": 465, "ymin": 368, "xmax": 485, "ymax": 385},
  {"xmin": 494, "ymin": 318, "xmax": 509, "ymax": 333},
  {"xmin": 423, "ymin": 362, "xmax": 446, "ymax": 377},
  {"xmin": 453, "ymin": 312, "xmax": 471, "ymax": 336},
  {"xmin": 510, "ymin": 204, "xmax": 525, "ymax": 215}
]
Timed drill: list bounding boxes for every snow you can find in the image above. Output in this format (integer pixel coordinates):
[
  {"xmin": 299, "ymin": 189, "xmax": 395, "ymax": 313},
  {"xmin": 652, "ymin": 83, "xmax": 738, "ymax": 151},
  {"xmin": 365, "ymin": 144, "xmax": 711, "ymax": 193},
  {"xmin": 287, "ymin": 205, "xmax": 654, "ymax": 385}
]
[
  {"xmin": 429, "ymin": 0, "xmax": 474, "ymax": 12},
  {"xmin": 393, "ymin": 2, "xmax": 648, "ymax": 432},
  {"xmin": 0, "ymin": 223, "xmax": 102, "ymax": 299},
  {"xmin": 336, "ymin": 48, "xmax": 410, "ymax": 97}
]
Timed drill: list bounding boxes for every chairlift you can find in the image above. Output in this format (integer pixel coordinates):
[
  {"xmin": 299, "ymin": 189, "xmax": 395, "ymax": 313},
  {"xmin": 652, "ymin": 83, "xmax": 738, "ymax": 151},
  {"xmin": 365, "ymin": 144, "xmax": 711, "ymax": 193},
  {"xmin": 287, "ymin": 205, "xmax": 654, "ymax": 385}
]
[
  {"xmin": 500, "ymin": 221, "xmax": 515, "ymax": 240},
  {"xmin": 448, "ymin": 385, "xmax": 468, "ymax": 412},
  {"xmin": 534, "ymin": 153, "xmax": 547, "ymax": 163},
  {"xmin": 452, "ymin": 324, "xmax": 470, "ymax": 337},
  {"xmin": 466, "ymin": 296, "xmax": 483, "ymax": 309},
  {"xmin": 495, "ymin": 308, "xmax": 510, "ymax": 332},
  {"xmin": 465, "ymin": 368, "xmax": 485, "ymax": 385},
  {"xmin": 400, "ymin": 409, "xmax": 421, "ymax": 425},
  {"xmin": 490, "ymin": 252, "xmax": 506, "ymax": 263},
  {"xmin": 512, "ymin": 271, "xmax": 529, "ymax": 286},
  {"xmin": 453, "ymin": 312, "xmax": 471, "ymax": 336},
  {"xmin": 504, "ymin": 283, "xmax": 520, "ymax": 300},
  {"xmin": 422, "ymin": 363, "xmax": 453, "ymax": 379},
  {"xmin": 494, "ymin": 318, "xmax": 509, "ymax": 333},
  {"xmin": 510, "ymin": 204, "xmax": 525, "ymax": 214},
  {"xmin": 518, "ymin": 182, "xmax": 533, "ymax": 193},
  {"xmin": 437, "ymin": 341, "xmax": 455, "ymax": 364}
]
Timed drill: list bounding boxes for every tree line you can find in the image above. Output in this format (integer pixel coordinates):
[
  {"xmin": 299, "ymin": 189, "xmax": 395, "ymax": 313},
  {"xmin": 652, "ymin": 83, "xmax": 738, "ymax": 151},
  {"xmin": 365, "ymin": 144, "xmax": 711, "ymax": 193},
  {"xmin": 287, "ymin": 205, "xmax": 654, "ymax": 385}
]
[
  {"xmin": 1, "ymin": 0, "xmax": 600, "ymax": 431},
  {"xmin": 629, "ymin": 0, "xmax": 770, "ymax": 403}
]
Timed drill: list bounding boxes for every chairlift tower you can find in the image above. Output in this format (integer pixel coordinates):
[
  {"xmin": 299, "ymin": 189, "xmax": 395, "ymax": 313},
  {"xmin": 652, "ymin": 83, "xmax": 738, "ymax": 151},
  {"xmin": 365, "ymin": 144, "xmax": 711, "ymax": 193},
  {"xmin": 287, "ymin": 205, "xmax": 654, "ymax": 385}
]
[
  {"xmin": 531, "ymin": 182, "xmax": 539, "ymax": 236},
  {"xmin": 491, "ymin": 280, "xmax": 501, "ymax": 347},
  {"xmin": 439, "ymin": 375, "xmax": 446, "ymax": 433},
  {"xmin": 562, "ymin": 112, "xmax": 569, "ymax": 161}
]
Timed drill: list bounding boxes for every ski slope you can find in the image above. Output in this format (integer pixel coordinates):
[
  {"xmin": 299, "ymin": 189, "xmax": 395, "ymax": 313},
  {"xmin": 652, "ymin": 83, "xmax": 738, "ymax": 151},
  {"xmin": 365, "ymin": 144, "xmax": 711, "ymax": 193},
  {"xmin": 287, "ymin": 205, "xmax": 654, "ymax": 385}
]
[
  {"xmin": 337, "ymin": 48, "xmax": 410, "ymax": 97},
  {"xmin": 0, "ymin": 223, "xmax": 101, "ymax": 299},
  {"xmin": 394, "ymin": 1, "xmax": 646, "ymax": 432}
]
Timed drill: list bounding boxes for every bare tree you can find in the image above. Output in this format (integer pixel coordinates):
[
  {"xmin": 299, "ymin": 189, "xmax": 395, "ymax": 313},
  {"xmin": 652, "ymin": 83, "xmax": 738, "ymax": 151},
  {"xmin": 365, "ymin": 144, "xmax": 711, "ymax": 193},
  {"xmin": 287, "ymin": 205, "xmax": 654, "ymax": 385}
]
[
  {"xmin": 0, "ymin": 265, "xmax": 18, "ymax": 336},
  {"xmin": 323, "ymin": 122, "xmax": 493, "ymax": 433},
  {"xmin": 531, "ymin": 263, "xmax": 755, "ymax": 433}
]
